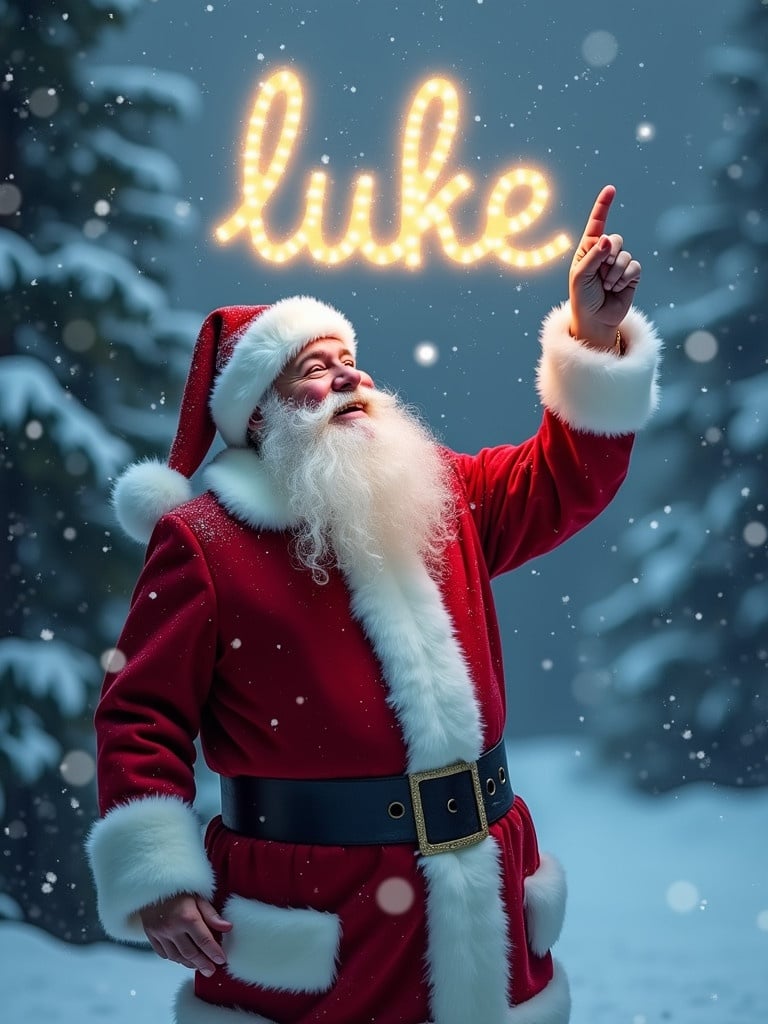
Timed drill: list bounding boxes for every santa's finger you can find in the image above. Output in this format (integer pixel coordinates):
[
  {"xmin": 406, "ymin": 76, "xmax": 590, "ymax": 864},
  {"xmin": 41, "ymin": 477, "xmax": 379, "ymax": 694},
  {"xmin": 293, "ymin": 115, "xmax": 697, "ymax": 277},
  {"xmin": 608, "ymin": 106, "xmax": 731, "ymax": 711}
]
[
  {"xmin": 148, "ymin": 936, "xmax": 169, "ymax": 960},
  {"xmin": 577, "ymin": 185, "xmax": 616, "ymax": 249},
  {"xmin": 602, "ymin": 234, "xmax": 624, "ymax": 265},
  {"xmin": 610, "ymin": 259, "xmax": 642, "ymax": 292},
  {"xmin": 602, "ymin": 249, "xmax": 633, "ymax": 290},
  {"xmin": 174, "ymin": 935, "xmax": 220, "ymax": 977}
]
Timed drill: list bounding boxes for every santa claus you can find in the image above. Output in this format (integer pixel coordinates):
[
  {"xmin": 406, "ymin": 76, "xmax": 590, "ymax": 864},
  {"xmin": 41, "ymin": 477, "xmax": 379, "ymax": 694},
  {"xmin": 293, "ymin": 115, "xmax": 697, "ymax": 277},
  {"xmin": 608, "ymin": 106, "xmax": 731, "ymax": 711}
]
[{"xmin": 87, "ymin": 186, "xmax": 661, "ymax": 1023}]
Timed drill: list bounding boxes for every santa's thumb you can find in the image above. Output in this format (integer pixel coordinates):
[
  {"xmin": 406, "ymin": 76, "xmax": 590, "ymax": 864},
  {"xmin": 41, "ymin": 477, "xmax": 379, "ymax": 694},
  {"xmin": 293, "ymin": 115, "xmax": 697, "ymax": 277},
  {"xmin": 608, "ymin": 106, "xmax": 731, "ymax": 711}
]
[
  {"xmin": 574, "ymin": 235, "xmax": 611, "ymax": 273},
  {"xmin": 198, "ymin": 897, "xmax": 233, "ymax": 931}
]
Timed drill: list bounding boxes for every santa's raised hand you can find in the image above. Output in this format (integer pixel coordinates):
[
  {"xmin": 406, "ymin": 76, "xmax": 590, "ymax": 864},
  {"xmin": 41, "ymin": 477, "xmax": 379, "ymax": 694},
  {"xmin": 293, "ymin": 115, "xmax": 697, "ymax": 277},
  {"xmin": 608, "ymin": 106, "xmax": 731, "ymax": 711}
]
[{"xmin": 568, "ymin": 184, "xmax": 641, "ymax": 350}]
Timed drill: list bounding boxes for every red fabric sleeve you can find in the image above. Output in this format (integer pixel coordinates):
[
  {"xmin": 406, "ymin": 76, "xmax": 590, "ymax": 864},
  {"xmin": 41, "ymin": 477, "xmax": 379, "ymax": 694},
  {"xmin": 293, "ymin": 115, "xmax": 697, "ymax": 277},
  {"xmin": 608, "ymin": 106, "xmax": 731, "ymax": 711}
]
[
  {"xmin": 451, "ymin": 409, "xmax": 634, "ymax": 578},
  {"xmin": 94, "ymin": 514, "xmax": 219, "ymax": 814}
]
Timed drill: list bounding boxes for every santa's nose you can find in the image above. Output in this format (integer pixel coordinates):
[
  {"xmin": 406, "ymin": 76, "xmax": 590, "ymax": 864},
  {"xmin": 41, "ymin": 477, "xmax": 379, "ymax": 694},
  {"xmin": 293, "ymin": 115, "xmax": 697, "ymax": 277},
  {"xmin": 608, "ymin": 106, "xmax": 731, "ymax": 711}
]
[{"xmin": 332, "ymin": 365, "xmax": 361, "ymax": 390}]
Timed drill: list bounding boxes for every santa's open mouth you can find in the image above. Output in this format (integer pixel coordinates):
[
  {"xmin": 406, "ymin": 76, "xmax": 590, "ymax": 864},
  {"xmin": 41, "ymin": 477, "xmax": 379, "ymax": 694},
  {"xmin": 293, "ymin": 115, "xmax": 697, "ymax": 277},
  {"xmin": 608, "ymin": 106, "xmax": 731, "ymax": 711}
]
[{"xmin": 332, "ymin": 402, "xmax": 367, "ymax": 419}]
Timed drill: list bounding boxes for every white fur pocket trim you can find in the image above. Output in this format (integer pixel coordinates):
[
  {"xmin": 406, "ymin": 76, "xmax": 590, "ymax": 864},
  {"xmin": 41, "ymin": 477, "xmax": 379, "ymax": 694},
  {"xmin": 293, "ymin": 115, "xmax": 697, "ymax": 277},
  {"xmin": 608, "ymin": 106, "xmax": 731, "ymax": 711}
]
[
  {"xmin": 223, "ymin": 896, "xmax": 341, "ymax": 994},
  {"xmin": 523, "ymin": 852, "xmax": 567, "ymax": 957},
  {"xmin": 507, "ymin": 960, "xmax": 571, "ymax": 1023}
]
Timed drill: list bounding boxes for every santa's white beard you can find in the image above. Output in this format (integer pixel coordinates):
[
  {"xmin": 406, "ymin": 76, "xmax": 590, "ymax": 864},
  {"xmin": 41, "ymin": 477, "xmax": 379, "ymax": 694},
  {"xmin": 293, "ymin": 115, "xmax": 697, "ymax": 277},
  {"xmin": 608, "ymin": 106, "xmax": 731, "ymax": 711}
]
[{"xmin": 258, "ymin": 388, "xmax": 455, "ymax": 583}]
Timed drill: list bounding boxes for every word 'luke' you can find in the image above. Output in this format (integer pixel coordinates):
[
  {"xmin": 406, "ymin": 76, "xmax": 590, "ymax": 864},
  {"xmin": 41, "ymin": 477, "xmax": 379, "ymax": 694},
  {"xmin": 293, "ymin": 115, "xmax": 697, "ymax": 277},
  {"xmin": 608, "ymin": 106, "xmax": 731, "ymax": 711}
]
[{"xmin": 216, "ymin": 69, "xmax": 571, "ymax": 271}]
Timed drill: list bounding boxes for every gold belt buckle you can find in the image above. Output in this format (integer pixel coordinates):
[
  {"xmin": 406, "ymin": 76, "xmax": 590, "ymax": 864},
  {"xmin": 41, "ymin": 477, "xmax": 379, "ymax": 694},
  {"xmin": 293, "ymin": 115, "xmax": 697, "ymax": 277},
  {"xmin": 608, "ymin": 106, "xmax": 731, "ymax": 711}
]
[{"xmin": 408, "ymin": 759, "xmax": 489, "ymax": 856}]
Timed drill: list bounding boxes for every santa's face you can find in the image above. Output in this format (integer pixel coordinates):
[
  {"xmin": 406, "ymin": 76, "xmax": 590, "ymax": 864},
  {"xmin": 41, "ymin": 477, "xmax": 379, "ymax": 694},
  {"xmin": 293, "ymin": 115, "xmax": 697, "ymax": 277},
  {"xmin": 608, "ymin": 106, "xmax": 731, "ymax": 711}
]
[
  {"xmin": 256, "ymin": 375, "xmax": 454, "ymax": 584},
  {"xmin": 271, "ymin": 337, "xmax": 375, "ymax": 421}
]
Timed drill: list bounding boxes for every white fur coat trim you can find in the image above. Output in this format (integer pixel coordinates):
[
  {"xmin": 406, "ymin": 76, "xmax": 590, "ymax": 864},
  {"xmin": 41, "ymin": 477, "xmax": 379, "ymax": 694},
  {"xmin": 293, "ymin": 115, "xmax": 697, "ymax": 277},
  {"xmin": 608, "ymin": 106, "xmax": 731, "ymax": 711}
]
[
  {"xmin": 345, "ymin": 559, "xmax": 509, "ymax": 1023},
  {"xmin": 222, "ymin": 895, "xmax": 341, "ymax": 994},
  {"xmin": 536, "ymin": 302, "xmax": 662, "ymax": 436},
  {"xmin": 523, "ymin": 852, "xmax": 568, "ymax": 957},
  {"xmin": 203, "ymin": 449, "xmax": 294, "ymax": 531},
  {"xmin": 173, "ymin": 961, "xmax": 569, "ymax": 1023},
  {"xmin": 346, "ymin": 560, "xmax": 483, "ymax": 772},
  {"xmin": 419, "ymin": 839, "xmax": 511, "ymax": 1024},
  {"xmin": 174, "ymin": 981, "xmax": 276, "ymax": 1023},
  {"xmin": 86, "ymin": 795, "xmax": 214, "ymax": 942}
]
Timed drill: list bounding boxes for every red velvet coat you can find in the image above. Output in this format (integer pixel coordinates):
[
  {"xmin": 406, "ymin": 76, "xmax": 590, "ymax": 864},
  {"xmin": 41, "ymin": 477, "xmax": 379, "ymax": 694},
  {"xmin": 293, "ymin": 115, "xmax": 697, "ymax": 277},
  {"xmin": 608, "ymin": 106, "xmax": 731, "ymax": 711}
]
[{"xmin": 87, "ymin": 304, "xmax": 661, "ymax": 1024}]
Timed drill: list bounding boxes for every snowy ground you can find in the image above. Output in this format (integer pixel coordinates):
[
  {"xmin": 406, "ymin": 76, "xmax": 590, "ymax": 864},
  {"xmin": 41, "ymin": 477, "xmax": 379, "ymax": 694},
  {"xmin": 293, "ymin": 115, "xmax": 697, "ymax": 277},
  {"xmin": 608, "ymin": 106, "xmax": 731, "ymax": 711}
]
[{"xmin": 4, "ymin": 738, "xmax": 767, "ymax": 1023}]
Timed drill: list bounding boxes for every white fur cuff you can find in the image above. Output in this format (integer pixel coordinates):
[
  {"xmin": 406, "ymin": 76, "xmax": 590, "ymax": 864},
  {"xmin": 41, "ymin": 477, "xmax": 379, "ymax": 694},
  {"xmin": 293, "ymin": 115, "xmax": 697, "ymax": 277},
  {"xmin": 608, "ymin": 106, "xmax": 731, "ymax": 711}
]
[
  {"xmin": 523, "ymin": 852, "xmax": 567, "ymax": 957},
  {"xmin": 86, "ymin": 795, "xmax": 215, "ymax": 942},
  {"xmin": 536, "ymin": 301, "xmax": 662, "ymax": 436}
]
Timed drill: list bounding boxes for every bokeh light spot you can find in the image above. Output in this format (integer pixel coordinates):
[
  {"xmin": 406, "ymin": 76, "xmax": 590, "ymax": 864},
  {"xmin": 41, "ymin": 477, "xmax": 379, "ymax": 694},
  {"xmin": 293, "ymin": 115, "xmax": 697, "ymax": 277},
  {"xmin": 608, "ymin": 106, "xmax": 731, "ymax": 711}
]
[
  {"xmin": 684, "ymin": 330, "xmax": 718, "ymax": 363},
  {"xmin": 29, "ymin": 87, "xmax": 59, "ymax": 117},
  {"xmin": 414, "ymin": 341, "xmax": 439, "ymax": 367},
  {"xmin": 100, "ymin": 647, "xmax": 127, "ymax": 673},
  {"xmin": 743, "ymin": 521, "xmax": 767, "ymax": 547},
  {"xmin": 63, "ymin": 319, "xmax": 96, "ymax": 352},
  {"xmin": 666, "ymin": 880, "xmax": 699, "ymax": 913},
  {"xmin": 0, "ymin": 182, "xmax": 22, "ymax": 215},
  {"xmin": 376, "ymin": 877, "xmax": 415, "ymax": 915},
  {"xmin": 60, "ymin": 749, "xmax": 96, "ymax": 787},
  {"xmin": 581, "ymin": 31, "xmax": 619, "ymax": 67}
]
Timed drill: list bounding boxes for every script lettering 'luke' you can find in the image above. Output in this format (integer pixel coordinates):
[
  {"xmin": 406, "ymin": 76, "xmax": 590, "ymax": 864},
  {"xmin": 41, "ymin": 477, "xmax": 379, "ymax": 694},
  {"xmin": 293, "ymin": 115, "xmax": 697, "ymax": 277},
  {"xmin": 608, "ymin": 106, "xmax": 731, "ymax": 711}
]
[{"xmin": 215, "ymin": 69, "xmax": 572, "ymax": 271}]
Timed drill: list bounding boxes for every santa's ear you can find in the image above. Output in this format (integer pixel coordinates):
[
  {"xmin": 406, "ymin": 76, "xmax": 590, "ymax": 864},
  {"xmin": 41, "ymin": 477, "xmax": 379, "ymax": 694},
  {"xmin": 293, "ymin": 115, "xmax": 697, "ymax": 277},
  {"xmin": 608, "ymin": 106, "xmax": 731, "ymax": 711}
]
[{"xmin": 247, "ymin": 408, "xmax": 264, "ymax": 433}]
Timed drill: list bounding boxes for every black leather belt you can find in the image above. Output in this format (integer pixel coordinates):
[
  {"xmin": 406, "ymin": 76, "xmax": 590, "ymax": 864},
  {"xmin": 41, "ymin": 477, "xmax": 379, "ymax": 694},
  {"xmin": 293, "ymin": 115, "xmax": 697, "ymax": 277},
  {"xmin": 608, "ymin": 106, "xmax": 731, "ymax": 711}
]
[{"xmin": 220, "ymin": 740, "xmax": 513, "ymax": 856}]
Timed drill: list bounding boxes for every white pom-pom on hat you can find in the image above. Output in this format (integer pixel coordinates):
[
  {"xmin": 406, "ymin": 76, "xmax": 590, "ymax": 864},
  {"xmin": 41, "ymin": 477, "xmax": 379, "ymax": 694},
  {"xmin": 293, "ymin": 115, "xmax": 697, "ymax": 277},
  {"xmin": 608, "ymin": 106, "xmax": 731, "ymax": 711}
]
[{"xmin": 112, "ymin": 460, "xmax": 193, "ymax": 545}]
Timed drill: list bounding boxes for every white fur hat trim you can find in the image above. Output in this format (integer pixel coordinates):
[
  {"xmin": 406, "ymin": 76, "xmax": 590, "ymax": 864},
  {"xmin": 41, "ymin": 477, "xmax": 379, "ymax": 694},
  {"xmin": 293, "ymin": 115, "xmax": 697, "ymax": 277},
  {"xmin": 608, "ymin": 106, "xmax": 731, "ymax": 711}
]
[{"xmin": 210, "ymin": 295, "xmax": 356, "ymax": 446}]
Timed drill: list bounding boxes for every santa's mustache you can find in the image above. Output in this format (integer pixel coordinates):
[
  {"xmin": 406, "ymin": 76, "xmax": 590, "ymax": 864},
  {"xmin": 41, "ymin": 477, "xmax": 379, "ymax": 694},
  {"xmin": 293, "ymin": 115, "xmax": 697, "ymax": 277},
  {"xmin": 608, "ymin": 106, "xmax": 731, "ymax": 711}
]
[{"xmin": 277, "ymin": 388, "xmax": 396, "ymax": 429}]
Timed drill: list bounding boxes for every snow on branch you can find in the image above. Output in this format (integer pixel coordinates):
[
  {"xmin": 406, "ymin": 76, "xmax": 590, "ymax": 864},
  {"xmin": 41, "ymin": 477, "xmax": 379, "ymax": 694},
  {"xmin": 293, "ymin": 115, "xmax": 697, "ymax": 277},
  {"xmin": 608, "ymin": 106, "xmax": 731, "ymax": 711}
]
[
  {"xmin": 611, "ymin": 631, "xmax": 718, "ymax": 696},
  {"xmin": 83, "ymin": 64, "xmax": 201, "ymax": 119},
  {"xmin": 656, "ymin": 205, "xmax": 731, "ymax": 250},
  {"xmin": 707, "ymin": 45, "xmax": 768, "ymax": 87},
  {"xmin": 118, "ymin": 188, "xmax": 199, "ymax": 233},
  {"xmin": 86, "ymin": 128, "xmax": 181, "ymax": 192},
  {"xmin": 0, "ymin": 706, "xmax": 61, "ymax": 785},
  {"xmin": 0, "ymin": 638, "xmax": 99, "ymax": 717},
  {"xmin": 43, "ymin": 242, "xmax": 165, "ymax": 315},
  {"xmin": 0, "ymin": 356, "xmax": 131, "ymax": 482},
  {"xmin": 657, "ymin": 283, "xmax": 756, "ymax": 336},
  {"xmin": 730, "ymin": 372, "xmax": 768, "ymax": 451},
  {"xmin": 90, "ymin": 0, "xmax": 143, "ymax": 15},
  {"xmin": 0, "ymin": 229, "xmax": 43, "ymax": 288}
]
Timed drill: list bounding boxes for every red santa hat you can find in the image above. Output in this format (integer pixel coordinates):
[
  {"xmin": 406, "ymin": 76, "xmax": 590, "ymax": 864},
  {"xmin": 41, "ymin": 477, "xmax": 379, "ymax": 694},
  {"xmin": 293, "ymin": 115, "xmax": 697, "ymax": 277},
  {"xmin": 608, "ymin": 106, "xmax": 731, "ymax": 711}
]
[{"xmin": 113, "ymin": 295, "xmax": 356, "ymax": 544}]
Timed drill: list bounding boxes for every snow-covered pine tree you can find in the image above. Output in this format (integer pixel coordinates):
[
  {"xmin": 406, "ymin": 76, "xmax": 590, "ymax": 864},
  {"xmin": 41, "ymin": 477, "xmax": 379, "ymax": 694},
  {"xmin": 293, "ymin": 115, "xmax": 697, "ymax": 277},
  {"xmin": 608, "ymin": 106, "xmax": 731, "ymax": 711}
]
[
  {"xmin": 580, "ymin": 0, "xmax": 767, "ymax": 792},
  {"xmin": 0, "ymin": 1, "xmax": 200, "ymax": 939}
]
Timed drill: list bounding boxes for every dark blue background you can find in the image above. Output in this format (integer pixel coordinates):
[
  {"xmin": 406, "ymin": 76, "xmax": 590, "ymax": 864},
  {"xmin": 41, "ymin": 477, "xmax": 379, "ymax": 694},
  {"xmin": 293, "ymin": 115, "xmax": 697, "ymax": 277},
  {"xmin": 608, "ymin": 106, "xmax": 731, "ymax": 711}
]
[{"xmin": 96, "ymin": 0, "xmax": 731, "ymax": 735}]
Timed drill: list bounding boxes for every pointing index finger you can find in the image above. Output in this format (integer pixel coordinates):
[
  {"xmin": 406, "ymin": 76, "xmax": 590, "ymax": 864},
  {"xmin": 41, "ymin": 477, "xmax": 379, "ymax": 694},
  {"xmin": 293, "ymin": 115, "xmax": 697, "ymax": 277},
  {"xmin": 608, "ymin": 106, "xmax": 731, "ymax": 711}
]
[{"xmin": 579, "ymin": 184, "xmax": 616, "ymax": 246}]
